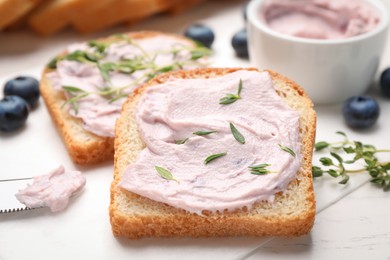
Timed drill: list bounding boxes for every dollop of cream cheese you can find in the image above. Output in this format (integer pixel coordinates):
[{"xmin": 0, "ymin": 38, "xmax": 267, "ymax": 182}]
[
  {"xmin": 119, "ymin": 70, "xmax": 301, "ymax": 215},
  {"xmin": 261, "ymin": 0, "xmax": 381, "ymax": 39},
  {"xmin": 15, "ymin": 166, "xmax": 86, "ymax": 212},
  {"xmin": 47, "ymin": 36, "xmax": 203, "ymax": 137}
]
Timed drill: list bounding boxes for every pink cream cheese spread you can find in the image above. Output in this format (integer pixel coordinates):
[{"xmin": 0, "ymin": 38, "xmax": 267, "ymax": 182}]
[
  {"xmin": 261, "ymin": 0, "xmax": 381, "ymax": 39},
  {"xmin": 15, "ymin": 166, "xmax": 86, "ymax": 212},
  {"xmin": 46, "ymin": 36, "xmax": 202, "ymax": 137},
  {"xmin": 119, "ymin": 70, "xmax": 301, "ymax": 214}
]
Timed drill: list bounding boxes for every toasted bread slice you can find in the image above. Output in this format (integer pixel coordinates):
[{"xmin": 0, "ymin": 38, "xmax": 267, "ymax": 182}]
[
  {"xmin": 68, "ymin": 0, "xmax": 113, "ymax": 32},
  {"xmin": 71, "ymin": 0, "xmax": 180, "ymax": 34},
  {"xmin": 110, "ymin": 67, "xmax": 316, "ymax": 239},
  {"xmin": 124, "ymin": 0, "xmax": 182, "ymax": 26},
  {"xmin": 2, "ymin": 0, "xmax": 45, "ymax": 31},
  {"xmin": 0, "ymin": 0, "xmax": 41, "ymax": 30},
  {"xmin": 166, "ymin": 0, "xmax": 205, "ymax": 15},
  {"xmin": 27, "ymin": 0, "xmax": 97, "ymax": 35},
  {"xmin": 40, "ymin": 31, "xmax": 204, "ymax": 165}
]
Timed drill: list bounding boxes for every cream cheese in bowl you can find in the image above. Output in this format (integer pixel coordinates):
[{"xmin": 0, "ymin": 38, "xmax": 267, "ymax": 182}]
[
  {"xmin": 261, "ymin": 0, "xmax": 381, "ymax": 40},
  {"xmin": 247, "ymin": 0, "xmax": 389, "ymax": 104}
]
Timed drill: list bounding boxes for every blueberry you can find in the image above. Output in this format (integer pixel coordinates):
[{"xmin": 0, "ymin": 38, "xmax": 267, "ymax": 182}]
[
  {"xmin": 0, "ymin": 96, "xmax": 29, "ymax": 132},
  {"xmin": 380, "ymin": 68, "xmax": 390, "ymax": 97},
  {"xmin": 342, "ymin": 96, "xmax": 380, "ymax": 129},
  {"xmin": 4, "ymin": 76, "xmax": 40, "ymax": 108},
  {"xmin": 184, "ymin": 24, "xmax": 215, "ymax": 48},
  {"xmin": 232, "ymin": 28, "xmax": 249, "ymax": 58}
]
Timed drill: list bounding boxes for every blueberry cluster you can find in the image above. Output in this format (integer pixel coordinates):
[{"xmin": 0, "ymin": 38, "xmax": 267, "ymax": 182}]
[
  {"xmin": 0, "ymin": 76, "xmax": 39, "ymax": 132},
  {"xmin": 183, "ymin": 2, "xmax": 249, "ymax": 59}
]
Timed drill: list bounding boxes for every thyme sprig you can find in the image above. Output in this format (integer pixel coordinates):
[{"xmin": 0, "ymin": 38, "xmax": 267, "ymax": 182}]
[
  {"xmin": 219, "ymin": 79, "xmax": 243, "ymax": 105},
  {"xmin": 61, "ymin": 86, "xmax": 89, "ymax": 113},
  {"xmin": 48, "ymin": 35, "xmax": 211, "ymax": 112},
  {"xmin": 312, "ymin": 131, "xmax": 390, "ymax": 191}
]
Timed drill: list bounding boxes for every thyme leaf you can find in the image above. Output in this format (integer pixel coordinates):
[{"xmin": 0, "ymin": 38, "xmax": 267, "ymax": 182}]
[
  {"xmin": 189, "ymin": 45, "xmax": 212, "ymax": 60},
  {"xmin": 315, "ymin": 141, "xmax": 330, "ymax": 151},
  {"xmin": 157, "ymin": 65, "xmax": 174, "ymax": 73},
  {"xmin": 219, "ymin": 79, "xmax": 243, "ymax": 105},
  {"xmin": 62, "ymin": 86, "xmax": 87, "ymax": 93},
  {"xmin": 61, "ymin": 86, "xmax": 89, "ymax": 114},
  {"xmin": 312, "ymin": 132, "xmax": 390, "ymax": 191},
  {"xmin": 279, "ymin": 144, "xmax": 296, "ymax": 157},
  {"xmin": 175, "ymin": 138, "xmax": 189, "ymax": 145},
  {"xmin": 249, "ymin": 163, "xmax": 272, "ymax": 175},
  {"xmin": 193, "ymin": 130, "xmax": 216, "ymax": 136},
  {"xmin": 219, "ymin": 94, "xmax": 240, "ymax": 105},
  {"xmin": 155, "ymin": 166, "xmax": 179, "ymax": 183},
  {"xmin": 88, "ymin": 40, "xmax": 109, "ymax": 53},
  {"xmin": 237, "ymin": 78, "xmax": 243, "ymax": 96},
  {"xmin": 47, "ymin": 57, "xmax": 58, "ymax": 69},
  {"xmin": 65, "ymin": 50, "xmax": 101, "ymax": 63},
  {"xmin": 230, "ymin": 123, "xmax": 245, "ymax": 144},
  {"xmin": 204, "ymin": 152, "xmax": 227, "ymax": 164}
]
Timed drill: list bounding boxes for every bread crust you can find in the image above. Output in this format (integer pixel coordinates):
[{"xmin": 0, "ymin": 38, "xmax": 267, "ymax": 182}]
[
  {"xmin": 110, "ymin": 67, "xmax": 317, "ymax": 239},
  {"xmin": 40, "ymin": 31, "xmax": 197, "ymax": 165}
]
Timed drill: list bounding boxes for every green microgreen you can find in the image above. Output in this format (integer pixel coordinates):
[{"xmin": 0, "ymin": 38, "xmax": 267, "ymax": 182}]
[
  {"xmin": 155, "ymin": 166, "xmax": 179, "ymax": 183},
  {"xmin": 312, "ymin": 131, "xmax": 390, "ymax": 191},
  {"xmin": 219, "ymin": 79, "xmax": 243, "ymax": 105},
  {"xmin": 204, "ymin": 152, "xmax": 227, "ymax": 165},
  {"xmin": 229, "ymin": 123, "xmax": 245, "ymax": 144}
]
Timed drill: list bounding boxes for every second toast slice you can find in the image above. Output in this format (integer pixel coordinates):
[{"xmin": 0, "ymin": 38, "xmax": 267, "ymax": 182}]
[{"xmin": 40, "ymin": 31, "xmax": 210, "ymax": 164}]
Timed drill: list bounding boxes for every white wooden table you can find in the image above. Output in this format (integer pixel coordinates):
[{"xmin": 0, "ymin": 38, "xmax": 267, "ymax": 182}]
[{"xmin": 1, "ymin": 1, "xmax": 390, "ymax": 259}]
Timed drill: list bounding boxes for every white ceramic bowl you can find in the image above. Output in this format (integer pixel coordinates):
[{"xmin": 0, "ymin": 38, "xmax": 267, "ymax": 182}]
[{"xmin": 247, "ymin": 0, "xmax": 389, "ymax": 105}]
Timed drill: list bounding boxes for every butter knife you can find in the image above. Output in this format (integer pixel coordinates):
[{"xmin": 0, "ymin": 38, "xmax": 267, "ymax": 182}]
[{"xmin": 0, "ymin": 178, "xmax": 33, "ymax": 213}]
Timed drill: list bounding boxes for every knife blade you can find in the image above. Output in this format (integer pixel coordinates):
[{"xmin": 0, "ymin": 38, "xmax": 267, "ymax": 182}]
[{"xmin": 0, "ymin": 178, "xmax": 33, "ymax": 213}]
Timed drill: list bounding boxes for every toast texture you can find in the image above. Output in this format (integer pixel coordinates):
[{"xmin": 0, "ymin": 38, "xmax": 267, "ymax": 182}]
[
  {"xmin": 0, "ymin": 0, "xmax": 40, "ymax": 29},
  {"xmin": 72, "ymin": 0, "xmax": 181, "ymax": 34},
  {"xmin": 110, "ymin": 67, "xmax": 317, "ymax": 239},
  {"xmin": 27, "ymin": 0, "xmax": 91, "ymax": 35},
  {"xmin": 40, "ymin": 67, "xmax": 114, "ymax": 165},
  {"xmin": 1, "ymin": 0, "xmax": 206, "ymax": 34},
  {"xmin": 40, "ymin": 31, "xmax": 201, "ymax": 165}
]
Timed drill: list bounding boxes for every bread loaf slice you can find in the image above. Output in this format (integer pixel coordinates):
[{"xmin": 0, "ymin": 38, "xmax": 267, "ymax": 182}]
[
  {"xmin": 40, "ymin": 31, "xmax": 205, "ymax": 165},
  {"xmin": 71, "ymin": 0, "xmax": 181, "ymax": 34},
  {"xmin": 0, "ymin": 0, "xmax": 41, "ymax": 30},
  {"xmin": 110, "ymin": 67, "xmax": 316, "ymax": 239},
  {"xmin": 27, "ymin": 0, "xmax": 95, "ymax": 35},
  {"xmin": 166, "ymin": 0, "xmax": 205, "ymax": 15}
]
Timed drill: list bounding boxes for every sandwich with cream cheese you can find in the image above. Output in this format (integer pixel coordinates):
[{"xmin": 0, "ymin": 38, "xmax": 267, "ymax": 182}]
[
  {"xmin": 40, "ymin": 31, "xmax": 210, "ymax": 164},
  {"xmin": 110, "ymin": 67, "xmax": 316, "ymax": 239}
]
